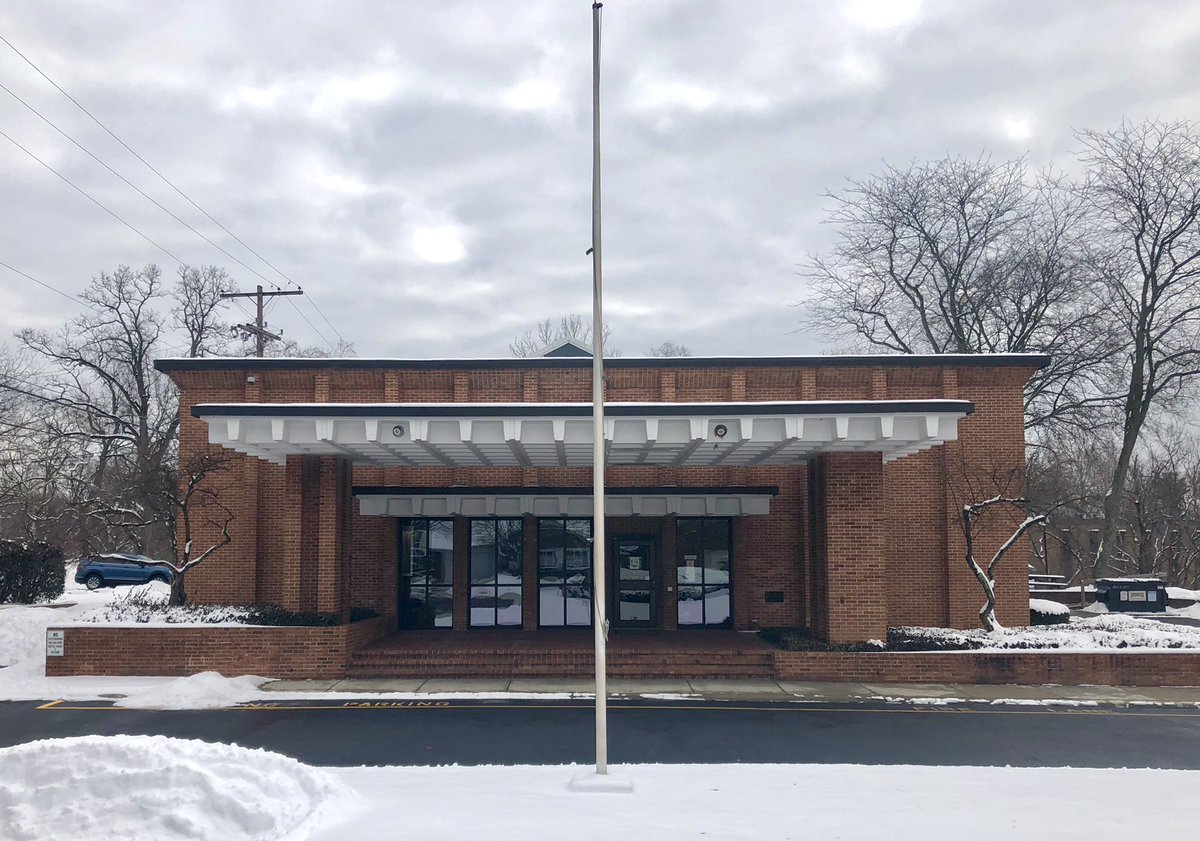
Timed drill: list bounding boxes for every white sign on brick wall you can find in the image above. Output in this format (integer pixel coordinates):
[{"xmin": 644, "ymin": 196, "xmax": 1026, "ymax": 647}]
[{"xmin": 46, "ymin": 629, "xmax": 64, "ymax": 657}]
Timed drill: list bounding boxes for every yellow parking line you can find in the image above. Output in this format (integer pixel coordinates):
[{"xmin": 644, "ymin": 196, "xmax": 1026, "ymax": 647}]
[{"xmin": 29, "ymin": 699, "xmax": 1200, "ymax": 718}]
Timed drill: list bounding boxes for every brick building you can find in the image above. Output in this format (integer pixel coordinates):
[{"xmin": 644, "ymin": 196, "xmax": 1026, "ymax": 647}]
[{"xmin": 147, "ymin": 346, "xmax": 1044, "ymax": 676}]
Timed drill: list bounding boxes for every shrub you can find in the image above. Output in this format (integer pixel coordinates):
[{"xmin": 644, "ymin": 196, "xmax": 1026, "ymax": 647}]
[
  {"xmin": 1030, "ymin": 599, "xmax": 1071, "ymax": 626},
  {"xmin": 244, "ymin": 604, "xmax": 381, "ymax": 627},
  {"xmin": 759, "ymin": 627, "xmax": 886, "ymax": 652},
  {"xmin": 0, "ymin": 540, "xmax": 65, "ymax": 604}
]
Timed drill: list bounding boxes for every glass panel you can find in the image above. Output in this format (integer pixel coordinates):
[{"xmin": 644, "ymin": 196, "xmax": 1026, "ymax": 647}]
[
  {"xmin": 540, "ymin": 585, "xmax": 565, "ymax": 626},
  {"xmin": 677, "ymin": 584, "xmax": 704, "ymax": 625},
  {"xmin": 470, "ymin": 521, "xmax": 497, "ymax": 585},
  {"xmin": 406, "ymin": 588, "xmax": 436, "ymax": 629},
  {"xmin": 427, "ymin": 521, "xmax": 455, "ymax": 585},
  {"xmin": 497, "ymin": 520, "xmax": 523, "ymax": 584},
  {"xmin": 469, "ymin": 585, "xmax": 495, "ymax": 627},
  {"xmin": 618, "ymin": 588, "xmax": 651, "ymax": 622},
  {"xmin": 566, "ymin": 579, "xmax": 592, "ymax": 626},
  {"xmin": 496, "ymin": 586, "xmax": 522, "ymax": 627},
  {"xmin": 704, "ymin": 584, "xmax": 731, "ymax": 626},
  {"xmin": 538, "ymin": 548, "xmax": 564, "ymax": 583},
  {"xmin": 677, "ymin": 519, "xmax": 703, "ymax": 585},
  {"xmin": 429, "ymin": 586, "xmax": 453, "ymax": 628},
  {"xmin": 619, "ymin": 544, "xmax": 652, "ymax": 582}
]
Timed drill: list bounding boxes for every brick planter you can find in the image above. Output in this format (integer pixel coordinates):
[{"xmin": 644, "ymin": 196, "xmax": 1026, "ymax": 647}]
[
  {"xmin": 771, "ymin": 650, "xmax": 1200, "ymax": 687},
  {"xmin": 44, "ymin": 615, "xmax": 393, "ymax": 679}
]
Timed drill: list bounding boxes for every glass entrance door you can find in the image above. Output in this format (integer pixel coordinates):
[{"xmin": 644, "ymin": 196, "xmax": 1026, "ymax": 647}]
[{"xmin": 613, "ymin": 538, "xmax": 655, "ymax": 628}]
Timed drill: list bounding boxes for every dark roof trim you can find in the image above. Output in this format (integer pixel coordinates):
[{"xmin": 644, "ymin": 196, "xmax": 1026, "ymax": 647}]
[
  {"xmin": 192, "ymin": 399, "xmax": 974, "ymax": 419},
  {"xmin": 157, "ymin": 353, "xmax": 1050, "ymax": 373},
  {"xmin": 354, "ymin": 486, "xmax": 780, "ymax": 497}
]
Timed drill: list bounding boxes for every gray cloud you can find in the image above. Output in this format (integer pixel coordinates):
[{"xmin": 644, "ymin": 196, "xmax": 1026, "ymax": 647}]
[{"xmin": 2, "ymin": 0, "xmax": 1199, "ymax": 357}]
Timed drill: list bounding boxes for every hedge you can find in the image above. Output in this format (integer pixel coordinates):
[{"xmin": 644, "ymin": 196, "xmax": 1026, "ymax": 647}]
[{"xmin": 0, "ymin": 540, "xmax": 65, "ymax": 604}]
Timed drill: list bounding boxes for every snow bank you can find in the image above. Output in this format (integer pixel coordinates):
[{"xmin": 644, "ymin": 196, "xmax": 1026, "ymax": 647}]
[
  {"xmin": 1029, "ymin": 598, "xmax": 1070, "ymax": 616},
  {"xmin": 116, "ymin": 671, "xmax": 266, "ymax": 709},
  {"xmin": 1167, "ymin": 586, "xmax": 1200, "ymax": 602},
  {"xmin": 0, "ymin": 735, "xmax": 349, "ymax": 841}
]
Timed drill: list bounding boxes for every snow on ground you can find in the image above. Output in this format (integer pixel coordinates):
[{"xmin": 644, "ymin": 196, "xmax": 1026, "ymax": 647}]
[
  {"xmin": 1167, "ymin": 586, "xmax": 1200, "ymax": 601},
  {"xmin": 0, "ymin": 735, "xmax": 349, "ymax": 841},
  {"xmin": 899, "ymin": 613, "xmax": 1200, "ymax": 650},
  {"xmin": 0, "ymin": 577, "xmax": 168, "ymax": 667},
  {"xmin": 115, "ymin": 672, "xmax": 267, "ymax": 710},
  {"xmin": 1029, "ymin": 598, "xmax": 1070, "ymax": 616},
  {"xmin": 311, "ymin": 762, "xmax": 1200, "ymax": 841},
  {"xmin": 5, "ymin": 737, "xmax": 1198, "ymax": 841}
]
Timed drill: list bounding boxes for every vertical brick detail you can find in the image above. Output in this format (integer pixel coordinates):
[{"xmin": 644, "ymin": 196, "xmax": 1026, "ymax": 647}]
[
  {"xmin": 660, "ymin": 371, "xmax": 676, "ymax": 401},
  {"xmin": 384, "ymin": 372, "xmax": 400, "ymax": 402},
  {"xmin": 297, "ymin": 457, "xmax": 321, "ymax": 613},
  {"xmin": 314, "ymin": 372, "xmax": 331, "ymax": 402},
  {"xmin": 800, "ymin": 369, "xmax": 816, "ymax": 399},
  {"xmin": 819, "ymin": 453, "xmax": 887, "ymax": 643},
  {"xmin": 452, "ymin": 517, "xmax": 470, "ymax": 630},
  {"xmin": 521, "ymin": 513, "xmax": 538, "ymax": 629},
  {"xmin": 870, "ymin": 367, "xmax": 887, "ymax": 398},
  {"xmin": 730, "ymin": 369, "xmax": 747, "ymax": 401},
  {"xmin": 523, "ymin": 372, "xmax": 539, "ymax": 401},
  {"xmin": 453, "ymin": 373, "xmax": 469, "ymax": 401}
]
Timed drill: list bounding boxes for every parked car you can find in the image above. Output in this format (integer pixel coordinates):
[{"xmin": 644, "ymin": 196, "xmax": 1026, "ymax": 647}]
[{"xmin": 74, "ymin": 553, "xmax": 174, "ymax": 590}]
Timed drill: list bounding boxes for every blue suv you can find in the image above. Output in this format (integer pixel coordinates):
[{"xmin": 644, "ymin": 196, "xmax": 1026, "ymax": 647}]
[{"xmin": 75, "ymin": 554, "xmax": 174, "ymax": 590}]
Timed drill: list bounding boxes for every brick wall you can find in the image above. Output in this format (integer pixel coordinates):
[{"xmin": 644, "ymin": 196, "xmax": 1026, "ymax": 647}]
[
  {"xmin": 45, "ymin": 615, "xmax": 393, "ymax": 680},
  {"xmin": 772, "ymin": 650, "xmax": 1200, "ymax": 687},
  {"xmin": 164, "ymin": 359, "xmax": 1041, "ymax": 642}
]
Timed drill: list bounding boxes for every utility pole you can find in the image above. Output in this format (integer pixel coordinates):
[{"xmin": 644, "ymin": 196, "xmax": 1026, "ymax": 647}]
[{"xmin": 221, "ymin": 285, "xmax": 303, "ymax": 357}]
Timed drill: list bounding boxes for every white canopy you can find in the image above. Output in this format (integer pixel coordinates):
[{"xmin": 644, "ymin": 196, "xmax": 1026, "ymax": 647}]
[{"xmin": 193, "ymin": 400, "xmax": 971, "ymax": 468}]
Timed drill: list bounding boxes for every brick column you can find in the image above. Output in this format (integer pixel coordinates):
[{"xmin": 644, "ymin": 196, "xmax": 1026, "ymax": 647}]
[
  {"xmin": 281, "ymin": 455, "xmax": 354, "ymax": 618},
  {"xmin": 315, "ymin": 456, "xmax": 353, "ymax": 621},
  {"xmin": 818, "ymin": 453, "xmax": 887, "ymax": 643},
  {"xmin": 452, "ymin": 516, "xmax": 470, "ymax": 630},
  {"xmin": 522, "ymin": 514, "xmax": 539, "ymax": 629},
  {"xmin": 660, "ymin": 514, "xmax": 678, "ymax": 630}
]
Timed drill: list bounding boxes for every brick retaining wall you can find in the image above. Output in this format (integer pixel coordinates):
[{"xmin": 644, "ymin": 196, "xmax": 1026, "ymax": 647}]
[
  {"xmin": 772, "ymin": 650, "xmax": 1200, "ymax": 687},
  {"xmin": 44, "ymin": 615, "xmax": 393, "ymax": 679}
]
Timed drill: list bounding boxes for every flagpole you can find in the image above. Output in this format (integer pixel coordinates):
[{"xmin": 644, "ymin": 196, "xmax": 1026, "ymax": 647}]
[{"xmin": 589, "ymin": 0, "xmax": 608, "ymax": 778}]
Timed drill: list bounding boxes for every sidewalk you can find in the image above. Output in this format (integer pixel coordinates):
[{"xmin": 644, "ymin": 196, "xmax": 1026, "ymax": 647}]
[{"xmin": 259, "ymin": 677, "xmax": 1200, "ymax": 706}]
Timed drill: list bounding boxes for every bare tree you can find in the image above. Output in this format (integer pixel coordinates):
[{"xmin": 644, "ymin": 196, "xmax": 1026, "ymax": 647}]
[
  {"xmin": 646, "ymin": 341, "xmax": 692, "ymax": 357},
  {"xmin": 962, "ymin": 495, "xmax": 1047, "ymax": 631},
  {"xmin": 162, "ymin": 450, "xmax": 235, "ymax": 605},
  {"xmin": 1079, "ymin": 121, "xmax": 1200, "ymax": 573},
  {"xmin": 806, "ymin": 155, "xmax": 1119, "ymax": 433},
  {"xmin": 510, "ymin": 314, "xmax": 615, "ymax": 356}
]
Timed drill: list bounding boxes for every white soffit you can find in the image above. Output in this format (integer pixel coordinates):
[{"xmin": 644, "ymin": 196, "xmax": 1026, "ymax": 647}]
[
  {"xmin": 194, "ymin": 400, "xmax": 970, "ymax": 468},
  {"xmin": 355, "ymin": 491, "xmax": 774, "ymax": 518}
]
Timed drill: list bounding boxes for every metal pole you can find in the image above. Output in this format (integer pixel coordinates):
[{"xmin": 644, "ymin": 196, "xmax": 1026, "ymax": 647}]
[
  {"xmin": 255, "ymin": 285, "xmax": 265, "ymax": 358},
  {"xmin": 589, "ymin": 0, "xmax": 607, "ymax": 777}
]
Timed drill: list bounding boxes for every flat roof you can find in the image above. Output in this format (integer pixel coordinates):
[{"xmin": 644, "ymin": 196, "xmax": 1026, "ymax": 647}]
[
  {"xmin": 191, "ymin": 399, "xmax": 975, "ymax": 418},
  {"xmin": 157, "ymin": 352, "xmax": 1050, "ymax": 373}
]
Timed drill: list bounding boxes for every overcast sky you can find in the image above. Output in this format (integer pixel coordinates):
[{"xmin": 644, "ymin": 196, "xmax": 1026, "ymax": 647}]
[{"xmin": 2, "ymin": 0, "xmax": 1199, "ymax": 359}]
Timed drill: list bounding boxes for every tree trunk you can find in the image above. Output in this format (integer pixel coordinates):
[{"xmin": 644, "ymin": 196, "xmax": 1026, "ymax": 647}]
[
  {"xmin": 169, "ymin": 572, "xmax": 186, "ymax": 606},
  {"xmin": 1096, "ymin": 403, "xmax": 1145, "ymax": 576}
]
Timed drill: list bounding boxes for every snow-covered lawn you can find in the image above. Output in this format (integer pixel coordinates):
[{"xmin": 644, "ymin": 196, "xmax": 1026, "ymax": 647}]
[{"xmin": 2, "ymin": 735, "xmax": 1198, "ymax": 841}]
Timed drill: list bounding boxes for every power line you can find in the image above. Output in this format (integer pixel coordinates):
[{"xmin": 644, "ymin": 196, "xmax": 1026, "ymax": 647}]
[
  {"xmin": 0, "ymin": 127, "xmax": 186, "ymax": 265},
  {"xmin": 0, "ymin": 80, "xmax": 292, "ymax": 291},
  {"xmin": 285, "ymin": 296, "xmax": 334, "ymax": 349},
  {"xmin": 0, "ymin": 259, "xmax": 86, "ymax": 306},
  {"xmin": 0, "ymin": 32, "xmax": 348, "ymax": 348},
  {"xmin": 0, "ymin": 33, "xmax": 293, "ymax": 288}
]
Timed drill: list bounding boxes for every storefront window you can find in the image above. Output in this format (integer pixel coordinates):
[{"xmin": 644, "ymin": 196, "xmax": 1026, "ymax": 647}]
[
  {"xmin": 469, "ymin": 519, "xmax": 524, "ymax": 627},
  {"xmin": 400, "ymin": 519, "xmax": 454, "ymax": 628},
  {"xmin": 538, "ymin": 518, "xmax": 593, "ymax": 627},
  {"xmin": 676, "ymin": 518, "xmax": 731, "ymax": 627}
]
